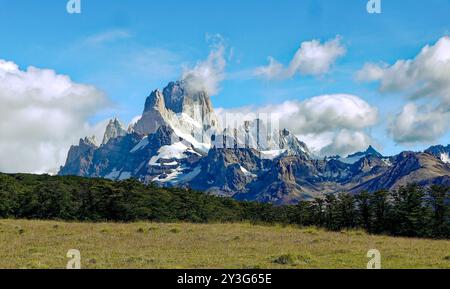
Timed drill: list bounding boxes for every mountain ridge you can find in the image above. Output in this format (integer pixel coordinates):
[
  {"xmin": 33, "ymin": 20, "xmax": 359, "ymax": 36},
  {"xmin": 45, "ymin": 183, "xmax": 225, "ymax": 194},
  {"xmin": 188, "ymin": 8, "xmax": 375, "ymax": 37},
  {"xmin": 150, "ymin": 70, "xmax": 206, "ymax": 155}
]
[{"xmin": 59, "ymin": 81, "xmax": 450, "ymax": 204}]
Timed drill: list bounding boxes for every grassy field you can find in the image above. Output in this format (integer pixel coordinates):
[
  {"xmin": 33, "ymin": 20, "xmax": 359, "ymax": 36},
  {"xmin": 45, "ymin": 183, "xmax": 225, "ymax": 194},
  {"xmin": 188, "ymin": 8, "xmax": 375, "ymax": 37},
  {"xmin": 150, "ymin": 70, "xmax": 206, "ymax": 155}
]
[{"xmin": 0, "ymin": 219, "xmax": 448, "ymax": 269}]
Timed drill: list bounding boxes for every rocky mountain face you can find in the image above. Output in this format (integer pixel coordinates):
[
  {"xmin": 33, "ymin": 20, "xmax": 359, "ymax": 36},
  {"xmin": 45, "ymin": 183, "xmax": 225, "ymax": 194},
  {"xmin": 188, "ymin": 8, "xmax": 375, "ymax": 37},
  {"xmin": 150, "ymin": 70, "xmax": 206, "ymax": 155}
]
[
  {"xmin": 59, "ymin": 136, "xmax": 98, "ymax": 176},
  {"xmin": 425, "ymin": 145, "xmax": 450, "ymax": 164},
  {"xmin": 133, "ymin": 81, "xmax": 220, "ymax": 144},
  {"xmin": 102, "ymin": 118, "xmax": 127, "ymax": 145},
  {"xmin": 59, "ymin": 81, "xmax": 450, "ymax": 205}
]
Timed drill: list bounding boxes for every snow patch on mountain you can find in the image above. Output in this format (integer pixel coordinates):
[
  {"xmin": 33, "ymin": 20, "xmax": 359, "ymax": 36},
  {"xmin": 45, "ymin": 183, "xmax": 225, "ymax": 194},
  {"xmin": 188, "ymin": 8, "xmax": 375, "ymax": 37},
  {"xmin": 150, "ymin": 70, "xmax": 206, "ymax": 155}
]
[
  {"xmin": 441, "ymin": 153, "xmax": 450, "ymax": 164},
  {"xmin": 130, "ymin": 137, "xmax": 149, "ymax": 153},
  {"xmin": 260, "ymin": 149, "xmax": 287, "ymax": 160},
  {"xmin": 339, "ymin": 146, "xmax": 383, "ymax": 164},
  {"xmin": 152, "ymin": 165, "xmax": 201, "ymax": 184},
  {"xmin": 240, "ymin": 165, "xmax": 257, "ymax": 178},
  {"xmin": 171, "ymin": 126, "xmax": 211, "ymax": 154},
  {"xmin": 382, "ymin": 158, "xmax": 393, "ymax": 167},
  {"xmin": 339, "ymin": 155, "xmax": 364, "ymax": 165},
  {"xmin": 149, "ymin": 142, "xmax": 198, "ymax": 166},
  {"xmin": 173, "ymin": 165, "xmax": 202, "ymax": 184}
]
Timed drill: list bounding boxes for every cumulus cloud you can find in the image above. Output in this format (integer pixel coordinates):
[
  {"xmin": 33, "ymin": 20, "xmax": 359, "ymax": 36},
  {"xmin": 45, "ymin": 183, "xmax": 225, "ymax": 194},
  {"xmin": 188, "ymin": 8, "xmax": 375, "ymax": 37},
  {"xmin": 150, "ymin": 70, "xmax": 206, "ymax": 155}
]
[
  {"xmin": 355, "ymin": 63, "xmax": 386, "ymax": 82},
  {"xmin": 357, "ymin": 36, "xmax": 450, "ymax": 144},
  {"xmin": 319, "ymin": 130, "xmax": 374, "ymax": 157},
  {"xmin": 0, "ymin": 59, "xmax": 109, "ymax": 173},
  {"xmin": 280, "ymin": 94, "xmax": 378, "ymax": 134},
  {"xmin": 217, "ymin": 94, "xmax": 378, "ymax": 157},
  {"xmin": 388, "ymin": 103, "xmax": 449, "ymax": 144},
  {"xmin": 182, "ymin": 36, "xmax": 227, "ymax": 96},
  {"xmin": 255, "ymin": 36, "xmax": 346, "ymax": 79}
]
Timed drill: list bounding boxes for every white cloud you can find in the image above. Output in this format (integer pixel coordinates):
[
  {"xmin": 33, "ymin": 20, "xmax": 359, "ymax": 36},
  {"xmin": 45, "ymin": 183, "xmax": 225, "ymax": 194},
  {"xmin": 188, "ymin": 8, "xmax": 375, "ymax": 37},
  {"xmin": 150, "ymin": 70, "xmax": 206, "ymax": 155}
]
[
  {"xmin": 357, "ymin": 36, "xmax": 450, "ymax": 144},
  {"xmin": 318, "ymin": 130, "xmax": 374, "ymax": 157},
  {"xmin": 255, "ymin": 36, "xmax": 346, "ymax": 79},
  {"xmin": 0, "ymin": 59, "xmax": 109, "ymax": 174},
  {"xmin": 283, "ymin": 94, "xmax": 378, "ymax": 134},
  {"xmin": 217, "ymin": 94, "xmax": 378, "ymax": 156},
  {"xmin": 254, "ymin": 57, "xmax": 285, "ymax": 79},
  {"xmin": 355, "ymin": 63, "xmax": 386, "ymax": 82},
  {"xmin": 388, "ymin": 103, "xmax": 449, "ymax": 144},
  {"xmin": 182, "ymin": 36, "xmax": 227, "ymax": 96},
  {"xmin": 83, "ymin": 29, "xmax": 131, "ymax": 46}
]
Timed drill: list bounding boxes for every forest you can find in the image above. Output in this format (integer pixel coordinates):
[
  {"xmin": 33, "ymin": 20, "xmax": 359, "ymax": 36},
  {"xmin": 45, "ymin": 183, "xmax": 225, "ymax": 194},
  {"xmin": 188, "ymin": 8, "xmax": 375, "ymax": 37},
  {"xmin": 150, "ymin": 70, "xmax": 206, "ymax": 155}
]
[{"xmin": 0, "ymin": 173, "xmax": 448, "ymax": 239}]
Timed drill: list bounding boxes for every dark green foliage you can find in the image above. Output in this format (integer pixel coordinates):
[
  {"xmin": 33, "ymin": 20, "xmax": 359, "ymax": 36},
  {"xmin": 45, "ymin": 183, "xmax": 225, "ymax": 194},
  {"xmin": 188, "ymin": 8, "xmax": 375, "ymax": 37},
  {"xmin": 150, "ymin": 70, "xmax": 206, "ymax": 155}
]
[
  {"xmin": 293, "ymin": 201, "xmax": 314, "ymax": 226},
  {"xmin": 336, "ymin": 193, "xmax": 356, "ymax": 229},
  {"xmin": 355, "ymin": 191, "xmax": 371, "ymax": 230},
  {"xmin": 0, "ymin": 173, "xmax": 448, "ymax": 239},
  {"xmin": 0, "ymin": 173, "xmax": 285, "ymax": 224},
  {"xmin": 427, "ymin": 185, "xmax": 450, "ymax": 238},
  {"xmin": 389, "ymin": 184, "xmax": 429, "ymax": 237},
  {"xmin": 370, "ymin": 190, "xmax": 391, "ymax": 234},
  {"xmin": 310, "ymin": 198, "xmax": 325, "ymax": 227}
]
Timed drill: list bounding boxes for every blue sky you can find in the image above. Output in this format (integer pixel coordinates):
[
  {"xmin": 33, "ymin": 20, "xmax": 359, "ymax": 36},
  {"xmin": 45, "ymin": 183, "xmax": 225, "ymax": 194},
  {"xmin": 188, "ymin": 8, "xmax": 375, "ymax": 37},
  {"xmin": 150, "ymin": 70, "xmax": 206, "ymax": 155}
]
[{"xmin": 0, "ymin": 0, "xmax": 449, "ymax": 170}]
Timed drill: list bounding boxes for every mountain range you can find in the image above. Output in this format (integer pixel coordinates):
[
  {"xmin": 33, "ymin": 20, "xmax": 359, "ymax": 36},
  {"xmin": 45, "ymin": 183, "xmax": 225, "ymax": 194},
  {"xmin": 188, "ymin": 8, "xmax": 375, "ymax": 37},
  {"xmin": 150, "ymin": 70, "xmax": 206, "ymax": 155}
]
[{"xmin": 59, "ymin": 81, "xmax": 450, "ymax": 205}]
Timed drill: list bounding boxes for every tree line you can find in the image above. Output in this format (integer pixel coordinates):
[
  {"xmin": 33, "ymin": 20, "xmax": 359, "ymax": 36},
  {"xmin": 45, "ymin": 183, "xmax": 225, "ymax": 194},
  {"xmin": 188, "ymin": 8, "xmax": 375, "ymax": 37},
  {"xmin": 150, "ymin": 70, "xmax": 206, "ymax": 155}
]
[
  {"xmin": 291, "ymin": 185, "xmax": 449, "ymax": 239},
  {"xmin": 0, "ymin": 173, "xmax": 448, "ymax": 239}
]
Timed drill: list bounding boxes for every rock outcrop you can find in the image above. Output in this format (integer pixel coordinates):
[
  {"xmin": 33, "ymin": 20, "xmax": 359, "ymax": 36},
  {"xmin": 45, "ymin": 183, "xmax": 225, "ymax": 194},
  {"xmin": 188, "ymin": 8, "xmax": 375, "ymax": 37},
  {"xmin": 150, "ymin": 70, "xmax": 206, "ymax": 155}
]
[{"xmin": 102, "ymin": 118, "xmax": 127, "ymax": 145}]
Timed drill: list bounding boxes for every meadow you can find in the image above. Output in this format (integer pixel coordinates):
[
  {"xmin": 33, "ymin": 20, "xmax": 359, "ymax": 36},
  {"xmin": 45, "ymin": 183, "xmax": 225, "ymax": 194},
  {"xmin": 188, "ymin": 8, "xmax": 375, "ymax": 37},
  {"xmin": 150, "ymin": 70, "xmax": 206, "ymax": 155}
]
[{"xmin": 0, "ymin": 219, "xmax": 449, "ymax": 269}]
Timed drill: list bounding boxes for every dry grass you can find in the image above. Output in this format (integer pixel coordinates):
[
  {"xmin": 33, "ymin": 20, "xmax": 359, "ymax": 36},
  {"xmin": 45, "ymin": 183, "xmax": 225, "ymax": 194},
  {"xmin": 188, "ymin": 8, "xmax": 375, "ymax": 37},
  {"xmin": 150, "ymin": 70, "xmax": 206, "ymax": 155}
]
[{"xmin": 0, "ymin": 219, "xmax": 448, "ymax": 269}]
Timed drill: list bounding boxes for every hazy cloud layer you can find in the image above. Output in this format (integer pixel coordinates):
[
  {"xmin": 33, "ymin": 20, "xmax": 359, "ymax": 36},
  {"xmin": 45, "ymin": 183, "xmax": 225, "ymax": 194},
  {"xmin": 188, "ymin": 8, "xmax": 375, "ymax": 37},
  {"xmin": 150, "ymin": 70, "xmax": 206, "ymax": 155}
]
[
  {"xmin": 182, "ymin": 36, "xmax": 227, "ymax": 96},
  {"xmin": 0, "ymin": 59, "xmax": 109, "ymax": 173},
  {"xmin": 357, "ymin": 36, "xmax": 450, "ymax": 144},
  {"xmin": 255, "ymin": 36, "xmax": 346, "ymax": 79},
  {"xmin": 217, "ymin": 94, "xmax": 378, "ymax": 157},
  {"xmin": 82, "ymin": 29, "xmax": 132, "ymax": 46}
]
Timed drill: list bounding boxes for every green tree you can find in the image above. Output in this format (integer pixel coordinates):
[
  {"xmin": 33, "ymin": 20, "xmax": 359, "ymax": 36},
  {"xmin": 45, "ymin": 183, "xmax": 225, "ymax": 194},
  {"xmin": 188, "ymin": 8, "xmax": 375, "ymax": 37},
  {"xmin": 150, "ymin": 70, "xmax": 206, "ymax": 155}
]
[
  {"xmin": 370, "ymin": 190, "xmax": 390, "ymax": 234},
  {"xmin": 336, "ymin": 193, "xmax": 356, "ymax": 229},
  {"xmin": 310, "ymin": 198, "xmax": 325, "ymax": 227},
  {"xmin": 355, "ymin": 191, "xmax": 371, "ymax": 230},
  {"xmin": 390, "ymin": 184, "xmax": 430, "ymax": 237},
  {"xmin": 294, "ymin": 201, "xmax": 313, "ymax": 226},
  {"xmin": 324, "ymin": 194, "xmax": 339, "ymax": 231},
  {"xmin": 428, "ymin": 185, "xmax": 450, "ymax": 238}
]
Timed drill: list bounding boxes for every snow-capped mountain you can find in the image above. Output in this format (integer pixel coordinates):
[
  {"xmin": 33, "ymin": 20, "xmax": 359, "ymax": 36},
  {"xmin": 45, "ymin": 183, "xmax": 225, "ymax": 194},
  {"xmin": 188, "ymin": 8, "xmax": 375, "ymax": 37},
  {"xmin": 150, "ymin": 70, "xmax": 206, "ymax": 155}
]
[
  {"xmin": 59, "ymin": 80, "xmax": 450, "ymax": 204},
  {"xmin": 425, "ymin": 145, "xmax": 450, "ymax": 164},
  {"xmin": 336, "ymin": 145, "xmax": 384, "ymax": 164},
  {"xmin": 133, "ymin": 81, "xmax": 220, "ymax": 152}
]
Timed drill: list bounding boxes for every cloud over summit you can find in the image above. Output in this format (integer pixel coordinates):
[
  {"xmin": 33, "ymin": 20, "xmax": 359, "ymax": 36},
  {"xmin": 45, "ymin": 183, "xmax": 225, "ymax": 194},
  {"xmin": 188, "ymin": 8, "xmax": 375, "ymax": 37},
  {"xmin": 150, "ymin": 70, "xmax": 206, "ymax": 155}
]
[
  {"xmin": 217, "ymin": 94, "xmax": 378, "ymax": 157},
  {"xmin": 182, "ymin": 35, "xmax": 227, "ymax": 96}
]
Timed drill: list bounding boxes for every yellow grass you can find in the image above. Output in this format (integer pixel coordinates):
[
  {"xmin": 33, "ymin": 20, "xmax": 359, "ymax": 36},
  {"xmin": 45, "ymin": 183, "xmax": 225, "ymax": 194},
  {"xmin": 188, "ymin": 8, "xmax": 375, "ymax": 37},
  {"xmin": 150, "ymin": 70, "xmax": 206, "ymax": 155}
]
[{"xmin": 0, "ymin": 219, "xmax": 448, "ymax": 269}]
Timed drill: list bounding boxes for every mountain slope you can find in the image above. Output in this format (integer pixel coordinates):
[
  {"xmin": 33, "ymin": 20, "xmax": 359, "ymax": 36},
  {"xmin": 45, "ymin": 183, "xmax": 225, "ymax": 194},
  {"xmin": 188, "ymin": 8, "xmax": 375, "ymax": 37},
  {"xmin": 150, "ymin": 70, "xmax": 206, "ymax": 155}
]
[
  {"xmin": 350, "ymin": 152, "xmax": 450, "ymax": 193},
  {"xmin": 59, "ymin": 80, "xmax": 450, "ymax": 204}
]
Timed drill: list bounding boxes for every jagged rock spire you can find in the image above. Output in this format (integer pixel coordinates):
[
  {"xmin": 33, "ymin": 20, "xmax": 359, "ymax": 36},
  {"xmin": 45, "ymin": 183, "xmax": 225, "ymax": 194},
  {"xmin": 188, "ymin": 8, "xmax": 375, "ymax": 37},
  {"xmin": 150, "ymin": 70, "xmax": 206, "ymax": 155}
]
[
  {"xmin": 133, "ymin": 81, "xmax": 220, "ymax": 140},
  {"xmin": 102, "ymin": 118, "xmax": 127, "ymax": 145}
]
